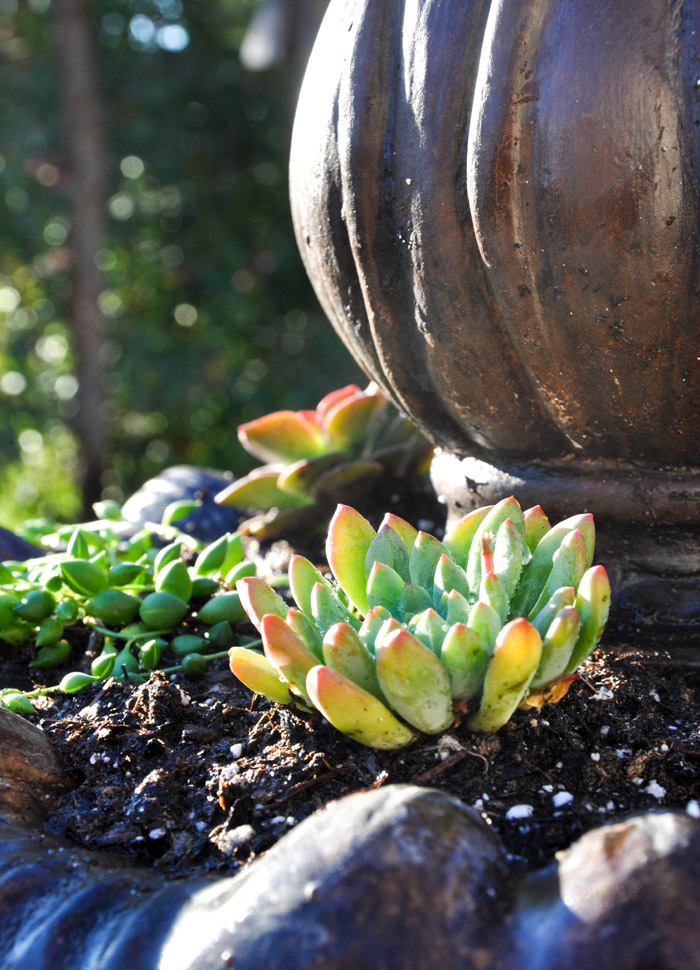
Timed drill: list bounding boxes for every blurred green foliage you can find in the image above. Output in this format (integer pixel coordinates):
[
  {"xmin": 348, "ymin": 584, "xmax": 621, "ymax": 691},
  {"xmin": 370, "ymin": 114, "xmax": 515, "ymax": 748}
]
[{"xmin": 0, "ymin": 0, "xmax": 362, "ymax": 528}]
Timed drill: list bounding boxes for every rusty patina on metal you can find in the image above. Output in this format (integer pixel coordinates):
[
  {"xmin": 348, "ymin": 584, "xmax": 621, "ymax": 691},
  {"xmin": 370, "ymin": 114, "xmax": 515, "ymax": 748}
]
[{"xmin": 289, "ymin": 0, "xmax": 700, "ymax": 633}]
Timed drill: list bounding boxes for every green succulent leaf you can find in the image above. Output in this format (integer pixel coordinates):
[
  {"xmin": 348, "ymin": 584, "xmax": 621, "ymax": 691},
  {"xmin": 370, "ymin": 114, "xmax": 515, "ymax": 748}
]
[
  {"xmin": 531, "ymin": 606, "xmax": 581, "ymax": 690},
  {"xmin": 225, "ymin": 560, "xmax": 257, "ymax": 586},
  {"xmin": 366, "ymin": 560, "xmax": 405, "ymax": 615},
  {"xmin": 261, "ymin": 613, "xmax": 318, "ymax": 703},
  {"xmin": 530, "ymin": 586, "xmax": 575, "ymax": 637},
  {"xmin": 565, "ymin": 565, "xmax": 611, "ymax": 673},
  {"xmin": 377, "ymin": 512, "xmax": 418, "ymax": 552},
  {"xmin": 91, "ymin": 651, "xmax": 116, "ymax": 678},
  {"xmin": 29, "ymin": 639, "xmax": 72, "ymax": 669},
  {"xmin": 321, "ymin": 390, "xmax": 386, "ymax": 452},
  {"xmin": 1, "ymin": 692, "xmax": 36, "ymax": 715},
  {"xmin": 196, "ymin": 592, "xmax": 245, "ymax": 626},
  {"xmin": 191, "ymin": 577, "xmax": 221, "ymax": 598},
  {"xmin": 466, "ymin": 496, "xmax": 525, "ymax": 593},
  {"xmin": 155, "ymin": 559, "xmax": 193, "ymax": 602},
  {"xmin": 409, "ymin": 531, "xmax": 449, "ymax": 591},
  {"xmin": 220, "ymin": 534, "xmax": 245, "ymax": 577},
  {"xmin": 193, "ymin": 535, "xmax": 229, "ymax": 577},
  {"xmin": 161, "ymin": 499, "xmax": 201, "ymax": 526},
  {"xmin": 289, "ymin": 554, "xmax": 331, "ymax": 618},
  {"xmin": 510, "ymin": 513, "xmax": 595, "ymax": 617},
  {"xmin": 358, "ymin": 605, "xmax": 393, "ymax": 654},
  {"xmin": 35, "ymin": 617, "xmax": 65, "ymax": 648},
  {"xmin": 468, "ymin": 619, "xmax": 542, "ymax": 733},
  {"xmin": 398, "ymin": 582, "xmax": 435, "ymax": 622},
  {"xmin": 306, "ymin": 665, "xmax": 416, "ymax": 750},
  {"xmin": 54, "ymin": 599, "xmax": 80, "ymax": 624},
  {"xmin": 276, "ymin": 452, "xmax": 346, "ymax": 496},
  {"xmin": 0, "ymin": 593, "xmax": 18, "ymax": 628},
  {"xmin": 443, "ymin": 505, "xmax": 493, "ymax": 568},
  {"xmin": 445, "ymin": 588, "xmax": 471, "ymax": 626},
  {"xmin": 238, "ymin": 410, "xmax": 327, "ymax": 464},
  {"xmin": 207, "ymin": 621, "xmax": 235, "ymax": 649},
  {"xmin": 285, "ymin": 608, "xmax": 324, "ymax": 661},
  {"xmin": 139, "ymin": 591, "xmax": 188, "ymax": 630},
  {"xmin": 467, "ymin": 600, "xmax": 502, "ymax": 651},
  {"xmin": 365, "ymin": 524, "xmax": 411, "ymax": 582},
  {"xmin": 108, "ymin": 563, "xmax": 147, "ymax": 588},
  {"xmin": 322, "ymin": 622, "xmax": 383, "ymax": 698},
  {"xmin": 85, "ymin": 590, "xmax": 142, "ymax": 627},
  {"xmin": 229, "ymin": 647, "xmax": 293, "ymax": 705},
  {"xmin": 493, "ymin": 518, "xmax": 527, "ymax": 597},
  {"xmin": 376, "ymin": 628, "xmax": 454, "ymax": 734},
  {"xmin": 236, "ymin": 576, "xmax": 288, "ymax": 631},
  {"xmin": 526, "ymin": 528, "xmax": 588, "ymax": 620},
  {"xmin": 480, "ymin": 571, "xmax": 509, "ymax": 624},
  {"xmin": 433, "ymin": 554, "xmax": 470, "ymax": 605},
  {"xmin": 61, "ymin": 559, "xmax": 108, "ymax": 598},
  {"xmin": 216, "ymin": 468, "xmax": 314, "ymax": 511},
  {"xmin": 66, "ymin": 528, "xmax": 90, "ymax": 559},
  {"xmin": 310, "ymin": 581, "xmax": 359, "ymax": 635},
  {"xmin": 60, "ymin": 671, "xmax": 100, "ymax": 694},
  {"xmin": 153, "ymin": 541, "xmax": 184, "ymax": 575},
  {"xmin": 411, "ymin": 608, "xmax": 449, "ymax": 656},
  {"xmin": 171, "ymin": 634, "xmax": 208, "ymax": 656},
  {"xmin": 326, "ymin": 504, "xmax": 376, "ymax": 614},
  {"xmin": 13, "ymin": 589, "xmax": 56, "ymax": 623},
  {"xmin": 440, "ymin": 623, "xmax": 490, "ymax": 701},
  {"xmin": 523, "ymin": 505, "xmax": 551, "ymax": 553}
]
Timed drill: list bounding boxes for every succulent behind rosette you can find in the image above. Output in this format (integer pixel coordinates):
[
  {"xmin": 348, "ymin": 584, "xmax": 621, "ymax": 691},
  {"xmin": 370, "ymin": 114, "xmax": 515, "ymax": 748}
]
[
  {"xmin": 230, "ymin": 497, "xmax": 611, "ymax": 749},
  {"xmin": 215, "ymin": 383, "xmax": 433, "ymax": 540}
]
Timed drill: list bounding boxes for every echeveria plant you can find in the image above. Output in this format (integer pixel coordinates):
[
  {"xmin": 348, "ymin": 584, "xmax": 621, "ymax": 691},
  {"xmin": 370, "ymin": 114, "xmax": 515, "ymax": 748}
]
[
  {"xmin": 215, "ymin": 383, "xmax": 433, "ymax": 539},
  {"xmin": 230, "ymin": 497, "xmax": 611, "ymax": 749}
]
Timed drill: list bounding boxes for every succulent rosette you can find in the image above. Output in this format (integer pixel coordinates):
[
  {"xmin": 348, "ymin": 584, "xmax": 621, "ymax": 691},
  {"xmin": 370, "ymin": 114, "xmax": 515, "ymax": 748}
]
[
  {"xmin": 230, "ymin": 496, "xmax": 611, "ymax": 749},
  {"xmin": 215, "ymin": 383, "xmax": 433, "ymax": 539}
]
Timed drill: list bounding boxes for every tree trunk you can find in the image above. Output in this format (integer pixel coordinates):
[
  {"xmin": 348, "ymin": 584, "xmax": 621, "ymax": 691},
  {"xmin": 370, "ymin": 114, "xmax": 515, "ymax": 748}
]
[{"xmin": 53, "ymin": 0, "xmax": 107, "ymax": 516}]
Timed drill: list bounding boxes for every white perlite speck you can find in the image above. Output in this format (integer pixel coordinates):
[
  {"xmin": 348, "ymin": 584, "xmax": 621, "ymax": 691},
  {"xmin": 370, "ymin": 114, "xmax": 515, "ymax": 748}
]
[
  {"xmin": 590, "ymin": 752, "xmax": 600, "ymax": 762},
  {"xmin": 593, "ymin": 686, "xmax": 614, "ymax": 701},
  {"xmin": 645, "ymin": 780, "xmax": 666, "ymax": 800},
  {"xmin": 686, "ymin": 800, "xmax": 700, "ymax": 819},
  {"xmin": 219, "ymin": 824, "xmax": 256, "ymax": 855},
  {"xmin": 552, "ymin": 791, "xmax": 574, "ymax": 808},
  {"xmin": 506, "ymin": 804, "xmax": 534, "ymax": 820},
  {"xmin": 230, "ymin": 743, "xmax": 244, "ymax": 759},
  {"xmin": 149, "ymin": 828, "xmax": 166, "ymax": 840},
  {"xmin": 649, "ymin": 690, "xmax": 661, "ymax": 702}
]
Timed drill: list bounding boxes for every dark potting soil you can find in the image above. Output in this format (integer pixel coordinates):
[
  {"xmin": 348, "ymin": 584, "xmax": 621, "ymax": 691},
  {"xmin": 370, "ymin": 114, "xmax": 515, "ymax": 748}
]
[
  {"xmin": 19, "ymin": 644, "xmax": 699, "ymax": 877},
  {"xmin": 3, "ymin": 484, "xmax": 700, "ymax": 880}
]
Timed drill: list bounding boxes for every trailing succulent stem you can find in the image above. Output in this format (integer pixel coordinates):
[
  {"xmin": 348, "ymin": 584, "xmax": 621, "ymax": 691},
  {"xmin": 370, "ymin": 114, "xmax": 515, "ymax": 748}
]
[
  {"xmin": 215, "ymin": 383, "xmax": 433, "ymax": 539},
  {"xmin": 231, "ymin": 497, "xmax": 611, "ymax": 749}
]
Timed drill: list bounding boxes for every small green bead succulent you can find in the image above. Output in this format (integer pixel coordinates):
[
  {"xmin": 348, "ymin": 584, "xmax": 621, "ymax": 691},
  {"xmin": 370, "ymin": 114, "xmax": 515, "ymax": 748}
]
[
  {"xmin": 0, "ymin": 502, "xmax": 259, "ymax": 712},
  {"xmin": 231, "ymin": 497, "xmax": 611, "ymax": 749},
  {"xmin": 215, "ymin": 383, "xmax": 433, "ymax": 540}
]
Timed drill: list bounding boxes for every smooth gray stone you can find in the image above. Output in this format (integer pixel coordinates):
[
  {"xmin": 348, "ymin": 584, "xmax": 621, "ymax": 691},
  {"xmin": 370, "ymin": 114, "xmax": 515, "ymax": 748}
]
[
  {"xmin": 0, "ymin": 706, "xmax": 71, "ymax": 825},
  {"xmin": 513, "ymin": 812, "xmax": 700, "ymax": 970},
  {"xmin": 3, "ymin": 775, "xmax": 700, "ymax": 970},
  {"xmin": 164, "ymin": 784, "xmax": 512, "ymax": 970},
  {"xmin": 121, "ymin": 465, "xmax": 240, "ymax": 542},
  {"xmin": 0, "ymin": 785, "xmax": 511, "ymax": 970},
  {"xmin": 0, "ymin": 525, "xmax": 40, "ymax": 563}
]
